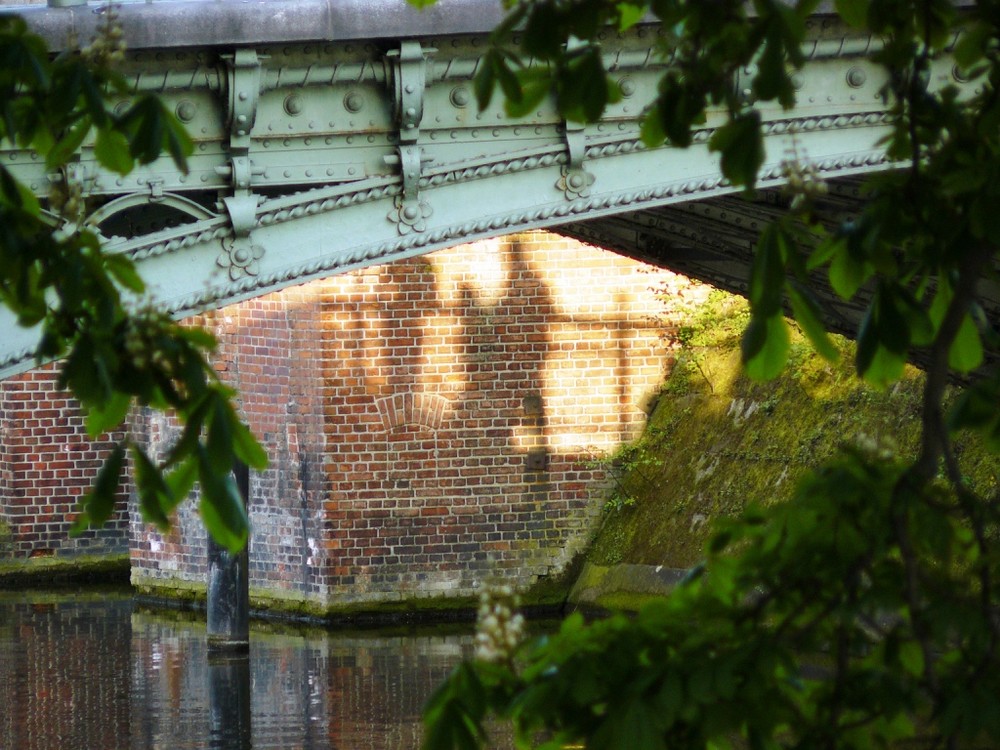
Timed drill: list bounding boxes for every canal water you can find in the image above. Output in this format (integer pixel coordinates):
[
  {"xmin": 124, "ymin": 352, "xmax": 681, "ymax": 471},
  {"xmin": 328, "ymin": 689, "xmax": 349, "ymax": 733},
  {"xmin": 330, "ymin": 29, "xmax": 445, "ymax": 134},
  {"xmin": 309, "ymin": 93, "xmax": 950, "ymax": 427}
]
[{"xmin": 0, "ymin": 589, "xmax": 506, "ymax": 750}]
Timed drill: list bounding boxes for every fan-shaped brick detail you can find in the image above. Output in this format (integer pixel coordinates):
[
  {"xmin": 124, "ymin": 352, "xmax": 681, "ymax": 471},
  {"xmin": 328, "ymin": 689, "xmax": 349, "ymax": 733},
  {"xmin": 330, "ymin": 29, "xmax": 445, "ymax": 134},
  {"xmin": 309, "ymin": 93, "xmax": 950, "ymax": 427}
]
[{"xmin": 375, "ymin": 392, "xmax": 449, "ymax": 432}]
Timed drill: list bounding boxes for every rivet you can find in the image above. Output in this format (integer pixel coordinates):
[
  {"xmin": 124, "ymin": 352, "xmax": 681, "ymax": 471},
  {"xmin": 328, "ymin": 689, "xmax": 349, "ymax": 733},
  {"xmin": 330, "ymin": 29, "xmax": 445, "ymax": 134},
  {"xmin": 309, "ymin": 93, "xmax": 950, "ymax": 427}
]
[
  {"xmin": 237, "ymin": 129, "xmax": 246, "ymax": 136},
  {"xmin": 304, "ymin": 137, "xmax": 312, "ymax": 145},
  {"xmin": 201, "ymin": 175, "xmax": 209, "ymax": 182},
  {"xmin": 347, "ymin": 136, "xmax": 353, "ymax": 144},
  {"xmin": 237, "ymin": 114, "xmax": 247, "ymax": 124},
  {"xmin": 405, "ymin": 84, "xmax": 414, "ymax": 94},
  {"xmin": 344, "ymin": 91, "xmax": 364, "ymax": 113},
  {"xmin": 175, "ymin": 101, "xmax": 196, "ymax": 122},
  {"xmin": 325, "ymin": 137, "xmax": 333, "ymax": 145},
  {"xmin": 284, "ymin": 94, "xmax": 304, "ymax": 115},
  {"xmin": 403, "ymin": 204, "xmax": 419, "ymax": 220},
  {"xmin": 305, "ymin": 169, "xmax": 313, "ymax": 177},
  {"xmin": 618, "ymin": 77, "xmax": 636, "ymax": 97},
  {"xmin": 283, "ymin": 170, "xmax": 291, "ymax": 178},
  {"xmin": 283, "ymin": 139, "xmax": 291, "ymax": 147},
  {"xmin": 492, "ymin": 128, "xmax": 500, "ymax": 137},
  {"xmin": 262, "ymin": 141, "xmax": 270, "ymax": 148},
  {"xmin": 450, "ymin": 86, "xmax": 470, "ymax": 107},
  {"xmin": 116, "ymin": 178, "xmax": 124, "ymax": 186},
  {"xmin": 847, "ymin": 67, "xmax": 866, "ymax": 88},
  {"xmin": 347, "ymin": 167, "xmax": 356, "ymax": 175},
  {"xmin": 367, "ymin": 135, "xmax": 375, "ymax": 143},
  {"xmin": 238, "ymin": 179, "xmax": 248, "ymax": 188},
  {"xmin": 791, "ymin": 73, "xmax": 805, "ymax": 90},
  {"xmin": 406, "ymin": 106, "xmax": 417, "ymax": 117},
  {"xmin": 198, "ymin": 143, "xmax": 207, "ymax": 151},
  {"xmin": 234, "ymin": 247, "xmax": 250, "ymax": 263},
  {"xmin": 238, "ymin": 91, "xmax": 248, "ymax": 101}
]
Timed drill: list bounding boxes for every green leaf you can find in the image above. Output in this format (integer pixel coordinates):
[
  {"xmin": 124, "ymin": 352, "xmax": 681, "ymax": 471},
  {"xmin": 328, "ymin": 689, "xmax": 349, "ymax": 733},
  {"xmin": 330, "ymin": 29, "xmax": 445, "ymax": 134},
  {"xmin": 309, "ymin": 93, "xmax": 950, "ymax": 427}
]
[
  {"xmin": 748, "ymin": 225, "xmax": 787, "ymax": 317},
  {"xmin": 94, "ymin": 128, "xmax": 134, "ymax": 175},
  {"xmin": 835, "ymin": 0, "xmax": 869, "ymax": 27},
  {"xmin": 164, "ymin": 457, "xmax": 199, "ymax": 511},
  {"xmin": 617, "ymin": 2, "xmax": 647, "ymax": 30},
  {"xmin": 710, "ymin": 112, "xmax": 764, "ymax": 189},
  {"xmin": 859, "ymin": 342, "xmax": 906, "ymax": 389},
  {"xmin": 474, "ymin": 49, "xmax": 499, "ymax": 110},
  {"xmin": 132, "ymin": 445, "xmax": 172, "ymax": 530},
  {"xmin": 948, "ymin": 314, "xmax": 983, "ymax": 373},
  {"xmin": 199, "ymin": 449, "xmax": 249, "ymax": 553},
  {"xmin": 505, "ymin": 67, "xmax": 551, "ymax": 119},
  {"xmin": 899, "ymin": 641, "xmax": 925, "ymax": 677},
  {"xmin": 46, "ymin": 114, "xmax": 91, "ymax": 169},
  {"xmin": 206, "ymin": 394, "xmax": 236, "ymax": 474},
  {"xmin": 71, "ymin": 441, "xmax": 126, "ymax": 533},
  {"xmin": 232, "ymin": 419, "xmax": 268, "ymax": 470},
  {"xmin": 742, "ymin": 313, "xmax": 790, "ymax": 380},
  {"xmin": 829, "ymin": 241, "xmax": 872, "ymax": 299},
  {"xmin": 788, "ymin": 283, "xmax": 838, "ymax": 362},
  {"xmin": 104, "ymin": 252, "xmax": 146, "ymax": 293},
  {"xmin": 85, "ymin": 391, "xmax": 131, "ymax": 437}
]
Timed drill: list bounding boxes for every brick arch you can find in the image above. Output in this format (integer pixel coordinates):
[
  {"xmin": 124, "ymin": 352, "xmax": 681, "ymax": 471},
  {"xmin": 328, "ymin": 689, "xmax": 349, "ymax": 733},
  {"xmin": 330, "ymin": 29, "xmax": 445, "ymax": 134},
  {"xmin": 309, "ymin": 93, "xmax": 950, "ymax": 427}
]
[{"xmin": 374, "ymin": 392, "xmax": 449, "ymax": 433}]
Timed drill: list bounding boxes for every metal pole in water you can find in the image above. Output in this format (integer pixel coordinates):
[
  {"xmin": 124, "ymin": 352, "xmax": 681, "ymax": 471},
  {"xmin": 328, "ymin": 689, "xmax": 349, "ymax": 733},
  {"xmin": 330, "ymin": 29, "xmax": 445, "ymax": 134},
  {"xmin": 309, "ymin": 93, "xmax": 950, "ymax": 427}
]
[
  {"xmin": 208, "ymin": 650, "xmax": 253, "ymax": 749},
  {"xmin": 207, "ymin": 460, "xmax": 250, "ymax": 652}
]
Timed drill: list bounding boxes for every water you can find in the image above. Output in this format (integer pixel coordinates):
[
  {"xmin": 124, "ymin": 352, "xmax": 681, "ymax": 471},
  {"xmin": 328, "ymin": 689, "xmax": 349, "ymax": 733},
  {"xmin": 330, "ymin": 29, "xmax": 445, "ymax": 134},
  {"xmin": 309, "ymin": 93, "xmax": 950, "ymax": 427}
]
[{"xmin": 0, "ymin": 589, "xmax": 495, "ymax": 750}]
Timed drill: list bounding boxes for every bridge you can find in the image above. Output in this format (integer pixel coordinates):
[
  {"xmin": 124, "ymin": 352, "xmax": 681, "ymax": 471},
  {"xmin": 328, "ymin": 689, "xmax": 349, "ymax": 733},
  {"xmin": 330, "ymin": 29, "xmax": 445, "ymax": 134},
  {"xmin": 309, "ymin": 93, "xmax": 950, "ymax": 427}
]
[
  {"xmin": 3, "ymin": 0, "xmax": 998, "ymax": 621},
  {"xmin": 4, "ymin": 0, "xmax": 994, "ymax": 380}
]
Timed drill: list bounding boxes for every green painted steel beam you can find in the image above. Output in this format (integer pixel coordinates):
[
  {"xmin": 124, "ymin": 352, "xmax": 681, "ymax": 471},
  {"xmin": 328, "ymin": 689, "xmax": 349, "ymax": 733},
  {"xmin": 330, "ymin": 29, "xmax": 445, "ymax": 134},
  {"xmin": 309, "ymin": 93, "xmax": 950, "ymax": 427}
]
[{"xmin": 0, "ymin": 8, "xmax": 980, "ymax": 378}]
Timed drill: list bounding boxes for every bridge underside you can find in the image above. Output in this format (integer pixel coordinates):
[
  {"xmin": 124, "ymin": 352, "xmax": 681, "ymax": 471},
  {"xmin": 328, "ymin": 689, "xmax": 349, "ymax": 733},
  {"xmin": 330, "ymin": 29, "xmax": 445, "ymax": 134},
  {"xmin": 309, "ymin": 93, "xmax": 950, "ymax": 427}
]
[{"xmin": 1, "ymin": 0, "xmax": 993, "ymax": 377}]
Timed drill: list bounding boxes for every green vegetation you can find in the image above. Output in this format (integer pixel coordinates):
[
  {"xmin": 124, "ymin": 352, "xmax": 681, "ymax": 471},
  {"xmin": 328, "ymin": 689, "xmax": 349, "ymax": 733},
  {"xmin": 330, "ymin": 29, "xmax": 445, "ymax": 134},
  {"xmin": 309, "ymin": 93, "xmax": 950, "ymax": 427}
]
[
  {"xmin": 589, "ymin": 291, "xmax": 996, "ymax": 570},
  {"xmin": 421, "ymin": 0, "xmax": 1000, "ymax": 747},
  {"xmin": 0, "ymin": 553, "xmax": 129, "ymax": 587},
  {"xmin": 0, "ymin": 13, "xmax": 265, "ymax": 553}
]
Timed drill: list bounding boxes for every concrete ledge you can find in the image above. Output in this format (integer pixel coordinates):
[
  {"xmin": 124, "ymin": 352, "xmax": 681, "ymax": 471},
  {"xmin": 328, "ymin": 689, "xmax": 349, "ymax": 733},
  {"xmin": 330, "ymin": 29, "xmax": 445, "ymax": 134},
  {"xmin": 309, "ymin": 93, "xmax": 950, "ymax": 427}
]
[
  {"xmin": 0, "ymin": 553, "xmax": 131, "ymax": 588},
  {"xmin": 568, "ymin": 562, "xmax": 689, "ymax": 612}
]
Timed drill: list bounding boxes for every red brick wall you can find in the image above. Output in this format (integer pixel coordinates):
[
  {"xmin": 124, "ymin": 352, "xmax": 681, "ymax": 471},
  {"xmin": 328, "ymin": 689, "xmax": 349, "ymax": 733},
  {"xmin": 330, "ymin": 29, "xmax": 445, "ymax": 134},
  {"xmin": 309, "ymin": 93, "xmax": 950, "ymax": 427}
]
[
  {"xmin": 0, "ymin": 365, "xmax": 129, "ymax": 559},
  {"xmin": 130, "ymin": 231, "xmax": 692, "ymax": 606},
  {"xmin": 2, "ymin": 231, "xmax": 697, "ymax": 607}
]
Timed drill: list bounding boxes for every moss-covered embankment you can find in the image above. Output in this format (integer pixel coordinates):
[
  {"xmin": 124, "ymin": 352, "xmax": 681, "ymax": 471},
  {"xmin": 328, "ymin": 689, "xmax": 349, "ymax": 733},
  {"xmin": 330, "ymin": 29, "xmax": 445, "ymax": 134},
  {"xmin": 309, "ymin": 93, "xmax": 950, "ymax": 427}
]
[{"xmin": 571, "ymin": 291, "xmax": 998, "ymax": 610}]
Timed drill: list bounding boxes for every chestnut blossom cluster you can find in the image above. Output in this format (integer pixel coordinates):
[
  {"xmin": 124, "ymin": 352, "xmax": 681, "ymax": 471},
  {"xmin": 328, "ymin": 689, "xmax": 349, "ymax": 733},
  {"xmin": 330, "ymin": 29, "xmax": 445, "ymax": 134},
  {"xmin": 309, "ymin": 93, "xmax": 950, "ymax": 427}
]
[{"xmin": 474, "ymin": 584, "xmax": 525, "ymax": 664}]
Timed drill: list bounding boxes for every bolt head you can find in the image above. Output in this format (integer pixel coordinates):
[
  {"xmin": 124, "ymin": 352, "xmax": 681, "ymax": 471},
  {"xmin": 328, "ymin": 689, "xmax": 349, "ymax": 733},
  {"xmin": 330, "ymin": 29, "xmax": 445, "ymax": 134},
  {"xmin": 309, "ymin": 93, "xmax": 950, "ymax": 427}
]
[
  {"xmin": 846, "ymin": 67, "xmax": 867, "ymax": 88},
  {"xmin": 284, "ymin": 94, "xmax": 304, "ymax": 116},
  {"xmin": 450, "ymin": 87, "xmax": 471, "ymax": 108},
  {"xmin": 175, "ymin": 101, "xmax": 196, "ymax": 122},
  {"xmin": 343, "ymin": 91, "xmax": 364, "ymax": 113}
]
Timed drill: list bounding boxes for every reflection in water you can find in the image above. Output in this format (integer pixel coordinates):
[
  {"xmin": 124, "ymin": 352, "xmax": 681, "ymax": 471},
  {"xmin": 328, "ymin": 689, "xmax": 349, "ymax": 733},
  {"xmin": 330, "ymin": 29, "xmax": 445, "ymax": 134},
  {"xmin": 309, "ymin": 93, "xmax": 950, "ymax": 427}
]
[{"xmin": 0, "ymin": 590, "xmax": 493, "ymax": 750}]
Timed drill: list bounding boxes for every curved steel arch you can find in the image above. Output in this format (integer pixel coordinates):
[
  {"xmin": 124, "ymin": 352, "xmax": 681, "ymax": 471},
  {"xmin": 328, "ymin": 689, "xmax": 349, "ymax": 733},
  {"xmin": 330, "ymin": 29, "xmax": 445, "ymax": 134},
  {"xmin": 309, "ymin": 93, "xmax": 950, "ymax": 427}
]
[{"xmin": 0, "ymin": 3, "xmax": 980, "ymax": 378}]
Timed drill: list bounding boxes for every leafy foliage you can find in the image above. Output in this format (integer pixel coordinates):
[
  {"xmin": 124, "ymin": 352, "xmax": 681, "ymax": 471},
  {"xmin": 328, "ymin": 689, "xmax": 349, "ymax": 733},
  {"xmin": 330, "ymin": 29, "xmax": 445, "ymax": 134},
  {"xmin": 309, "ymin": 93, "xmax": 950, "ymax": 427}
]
[
  {"xmin": 0, "ymin": 15, "xmax": 265, "ymax": 551},
  {"xmin": 418, "ymin": 0, "xmax": 1000, "ymax": 747}
]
